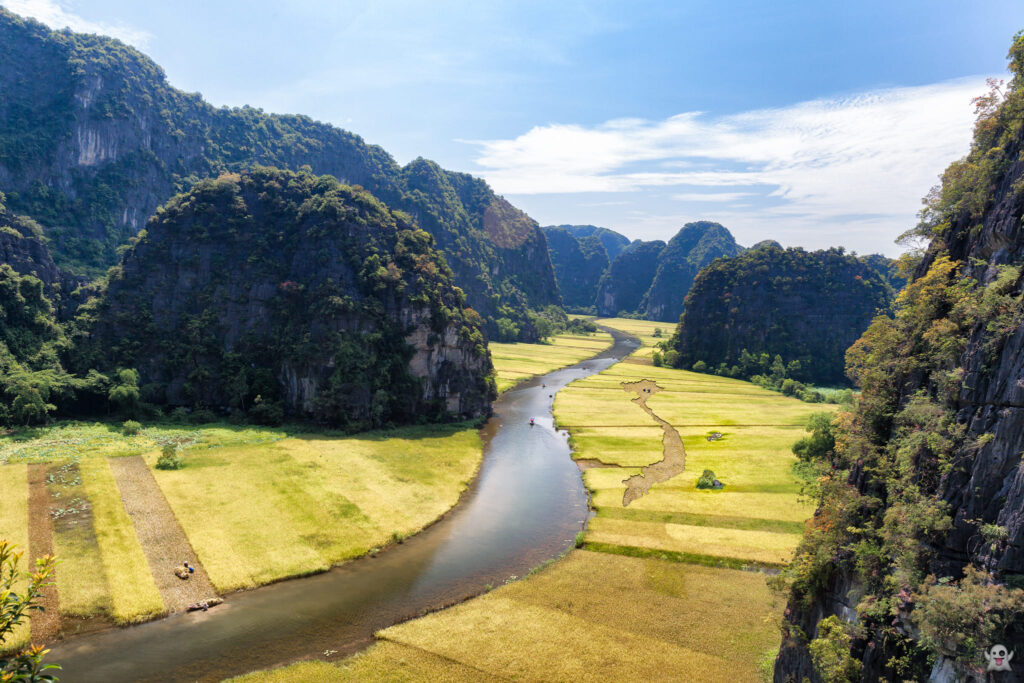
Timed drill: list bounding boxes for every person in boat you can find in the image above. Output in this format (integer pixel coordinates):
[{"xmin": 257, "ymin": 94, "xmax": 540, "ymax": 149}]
[{"xmin": 529, "ymin": 418, "xmax": 535, "ymax": 425}]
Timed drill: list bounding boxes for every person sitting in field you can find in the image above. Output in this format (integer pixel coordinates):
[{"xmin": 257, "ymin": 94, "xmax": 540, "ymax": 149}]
[{"xmin": 184, "ymin": 561, "xmax": 194, "ymax": 574}]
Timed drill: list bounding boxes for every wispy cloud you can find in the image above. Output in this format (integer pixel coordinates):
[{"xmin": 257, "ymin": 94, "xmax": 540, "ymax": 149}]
[
  {"xmin": 3, "ymin": 0, "xmax": 151, "ymax": 48},
  {"xmin": 467, "ymin": 78, "xmax": 987, "ymax": 252},
  {"xmin": 672, "ymin": 192, "xmax": 756, "ymax": 203}
]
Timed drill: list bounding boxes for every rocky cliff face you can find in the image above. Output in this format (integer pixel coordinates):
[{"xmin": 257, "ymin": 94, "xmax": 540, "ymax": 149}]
[
  {"xmin": 642, "ymin": 221, "xmax": 742, "ymax": 322},
  {"xmin": 595, "ymin": 239, "xmax": 666, "ymax": 317},
  {"xmin": 542, "ymin": 226, "xmax": 610, "ymax": 309},
  {"xmin": 671, "ymin": 245, "xmax": 892, "ymax": 385},
  {"xmin": 548, "ymin": 224, "xmax": 631, "ymax": 261},
  {"xmin": 82, "ymin": 167, "xmax": 494, "ymax": 427},
  {"xmin": 0, "ymin": 8, "xmax": 558, "ymax": 341},
  {"xmin": 775, "ymin": 35, "xmax": 1024, "ymax": 682}
]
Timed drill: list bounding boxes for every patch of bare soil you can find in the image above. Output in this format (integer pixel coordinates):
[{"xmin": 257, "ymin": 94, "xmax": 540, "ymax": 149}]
[
  {"xmin": 619, "ymin": 379, "xmax": 687, "ymax": 506},
  {"xmin": 108, "ymin": 456, "xmax": 217, "ymax": 612},
  {"xmin": 26, "ymin": 464, "xmax": 60, "ymax": 643},
  {"xmin": 575, "ymin": 458, "xmax": 624, "ymax": 471}
]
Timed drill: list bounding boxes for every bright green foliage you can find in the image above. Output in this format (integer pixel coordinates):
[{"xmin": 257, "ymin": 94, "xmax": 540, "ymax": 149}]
[
  {"xmin": 792, "ymin": 412, "xmax": 836, "ymax": 463},
  {"xmin": 155, "ymin": 443, "xmax": 182, "ymax": 470},
  {"xmin": 0, "ymin": 541, "xmax": 60, "ymax": 681},
  {"xmin": 914, "ymin": 567, "xmax": 1024, "ymax": 669},
  {"xmin": 809, "ymin": 616, "xmax": 861, "ymax": 683},
  {"xmin": 695, "ymin": 469, "xmax": 718, "ymax": 489}
]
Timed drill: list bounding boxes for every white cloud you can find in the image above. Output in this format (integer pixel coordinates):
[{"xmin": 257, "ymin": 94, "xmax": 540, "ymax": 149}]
[
  {"xmin": 3, "ymin": 0, "xmax": 151, "ymax": 48},
  {"xmin": 672, "ymin": 192, "xmax": 756, "ymax": 202},
  {"xmin": 468, "ymin": 78, "xmax": 988, "ymax": 253}
]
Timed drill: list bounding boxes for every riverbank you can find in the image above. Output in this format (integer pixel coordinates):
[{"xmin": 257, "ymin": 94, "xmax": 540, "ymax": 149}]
[
  {"xmin": 0, "ymin": 421, "xmax": 484, "ymax": 651},
  {"xmin": 232, "ymin": 320, "xmax": 825, "ymax": 680},
  {"xmin": 43, "ymin": 330, "xmax": 639, "ymax": 681}
]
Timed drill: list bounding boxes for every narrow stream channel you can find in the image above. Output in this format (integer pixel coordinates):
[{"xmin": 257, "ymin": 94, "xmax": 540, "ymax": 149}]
[{"xmin": 50, "ymin": 328, "xmax": 640, "ymax": 682}]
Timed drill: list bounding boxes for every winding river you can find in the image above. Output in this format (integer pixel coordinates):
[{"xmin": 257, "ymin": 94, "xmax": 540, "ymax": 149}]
[{"xmin": 50, "ymin": 328, "xmax": 639, "ymax": 682}]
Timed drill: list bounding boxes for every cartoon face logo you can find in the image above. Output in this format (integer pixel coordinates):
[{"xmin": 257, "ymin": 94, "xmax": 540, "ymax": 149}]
[{"xmin": 985, "ymin": 644, "xmax": 1014, "ymax": 672}]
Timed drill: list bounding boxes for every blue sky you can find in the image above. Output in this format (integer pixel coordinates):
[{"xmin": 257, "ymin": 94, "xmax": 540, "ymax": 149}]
[{"xmin": 6, "ymin": 0, "xmax": 1024, "ymax": 254}]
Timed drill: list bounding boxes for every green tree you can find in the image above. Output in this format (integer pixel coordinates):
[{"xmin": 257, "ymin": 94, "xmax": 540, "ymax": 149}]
[
  {"xmin": 0, "ymin": 540, "xmax": 60, "ymax": 681},
  {"xmin": 792, "ymin": 412, "xmax": 836, "ymax": 463},
  {"xmin": 809, "ymin": 616, "xmax": 861, "ymax": 682},
  {"xmin": 107, "ymin": 368, "xmax": 140, "ymax": 417}
]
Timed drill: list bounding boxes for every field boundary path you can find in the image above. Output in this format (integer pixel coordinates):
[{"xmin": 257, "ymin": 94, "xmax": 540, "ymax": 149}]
[
  {"xmin": 27, "ymin": 464, "xmax": 60, "ymax": 642},
  {"xmin": 619, "ymin": 379, "xmax": 687, "ymax": 506},
  {"xmin": 108, "ymin": 456, "xmax": 216, "ymax": 612}
]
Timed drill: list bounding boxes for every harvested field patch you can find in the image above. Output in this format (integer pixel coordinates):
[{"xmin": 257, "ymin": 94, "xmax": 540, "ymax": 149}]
[
  {"xmin": 109, "ymin": 456, "xmax": 216, "ymax": 612},
  {"xmin": 28, "ymin": 464, "xmax": 60, "ymax": 640}
]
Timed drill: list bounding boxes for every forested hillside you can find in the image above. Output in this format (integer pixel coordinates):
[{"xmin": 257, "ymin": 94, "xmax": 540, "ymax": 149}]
[
  {"xmin": 69, "ymin": 167, "xmax": 494, "ymax": 428},
  {"xmin": 0, "ymin": 8, "xmax": 557, "ymax": 341},
  {"xmin": 775, "ymin": 32, "xmax": 1024, "ymax": 682},
  {"xmin": 641, "ymin": 221, "xmax": 742, "ymax": 321},
  {"xmin": 541, "ymin": 226, "xmax": 611, "ymax": 309},
  {"xmin": 670, "ymin": 245, "xmax": 893, "ymax": 386}
]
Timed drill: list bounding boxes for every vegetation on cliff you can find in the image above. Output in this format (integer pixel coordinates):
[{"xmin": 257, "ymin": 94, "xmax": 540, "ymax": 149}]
[
  {"xmin": 775, "ymin": 31, "xmax": 1024, "ymax": 681},
  {"xmin": 71, "ymin": 167, "xmax": 493, "ymax": 429},
  {"xmin": 0, "ymin": 8, "xmax": 557, "ymax": 340},
  {"xmin": 642, "ymin": 221, "xmax": 742, "ymax": 321},
  {"xmin": 669, "ymin": 245, "xmax": 893, "ymax": 387}
]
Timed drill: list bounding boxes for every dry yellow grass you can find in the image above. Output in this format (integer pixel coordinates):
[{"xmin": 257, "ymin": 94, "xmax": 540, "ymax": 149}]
[
  {"xmin": 490, "ymin": 331, "xmax": 612, "ymax": 392},
  {"xmin": 593, "ymin": 317, "xmax": 669, "ymax": 347},
  {"xmin": 80, "ymin": 458, "xmax": 164, "ymax": 623},
  {"xmin": 0, "ymin": 464, "xmax": 31, "ymax": 651},
  {"xmin": 369, "ymin": 550, "xmax": 779, "ymax": 682},
  {"xmin": 152, "ymin": 424, "xmax": 484, "ymax": 592},
  {"xmin": 227, "ymin": 641, "xmax": 501, "ymax": 682},
  {"xmin": 555, "ymin": 354, "xmax": 823, "ymax": 566},
  {"xmin": 588, "ymin": 516, "xmax": 802, "ymax": 565}
]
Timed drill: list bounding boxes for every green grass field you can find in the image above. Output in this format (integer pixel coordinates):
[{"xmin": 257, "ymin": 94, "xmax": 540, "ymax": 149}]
[
  {"xmin": 489, "ymin": 331, "xmax": 613, "ymax": 392},
  {"xmin": 230, "ymin": 551, "xmax": 781, "ymax": 683}
]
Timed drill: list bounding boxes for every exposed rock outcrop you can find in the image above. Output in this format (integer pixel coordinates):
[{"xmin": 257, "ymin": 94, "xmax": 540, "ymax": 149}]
[
  {"xmin": 83, "ymin": 167, "xmax": 494, "ymax": 426},
  {"xmin": 642, "ymin": 221, "xmax": 742, "ymax": 321},
  {"xmin": 0, "ymin": 8, "xmax": 558, "ymax": 340},
  {"xmin": 775, "ymin": 35, "xmax": 1024, "ymax": 682}
]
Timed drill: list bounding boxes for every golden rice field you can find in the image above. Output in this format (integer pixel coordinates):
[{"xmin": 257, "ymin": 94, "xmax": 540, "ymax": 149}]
[
  {"xmin": 593, "ymin": 316, "xmax": 671, "ymax": 360},
  {"xmin": 150, "ymin": 424, "xmax": 483, "ymax": 591},
  {"xmin": 0, "ymin": 464, "xmax": 31, "ymax": 650},
  {"xmin": 229, "ymin": 551, "xmax": 781, "ymax": 683},
  {"xmin": 0, "ymin": 421, "xmax": 484, "ymax": 630},
  {"xmin": 489, "ymin": 330, "xmax": 613, "ymax": 392},
  {"xmin": 233, "ymin": 332, "xmax": 824, "ymax": 682},
  {"xmin": 557, "ymin": 357, "xmax": 824, "ymax": 567}
]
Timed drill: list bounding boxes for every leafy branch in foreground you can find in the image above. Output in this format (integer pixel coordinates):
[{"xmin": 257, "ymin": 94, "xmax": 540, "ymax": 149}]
[{"xmin": 0, "ymin": 540, "xmax": 59, "ymax": 682}]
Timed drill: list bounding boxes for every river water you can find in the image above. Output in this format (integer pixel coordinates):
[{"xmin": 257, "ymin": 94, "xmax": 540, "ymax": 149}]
[{"xmin": 50, "ymin": 328, "xmax": 639, "ymax": 681}]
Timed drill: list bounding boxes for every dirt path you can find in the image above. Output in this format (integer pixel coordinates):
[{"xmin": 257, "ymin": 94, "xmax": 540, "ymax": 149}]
[
  {"xmin": 108, "ymin": 457, "xmax": 216, "ymax": 612},
  {"xmin": 27, "ymin": 464, "xmax": 60, "ymax": 642},
  {"xmin": 620, "ymin": 379, "xmax": 687, "ymax": 506}
]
